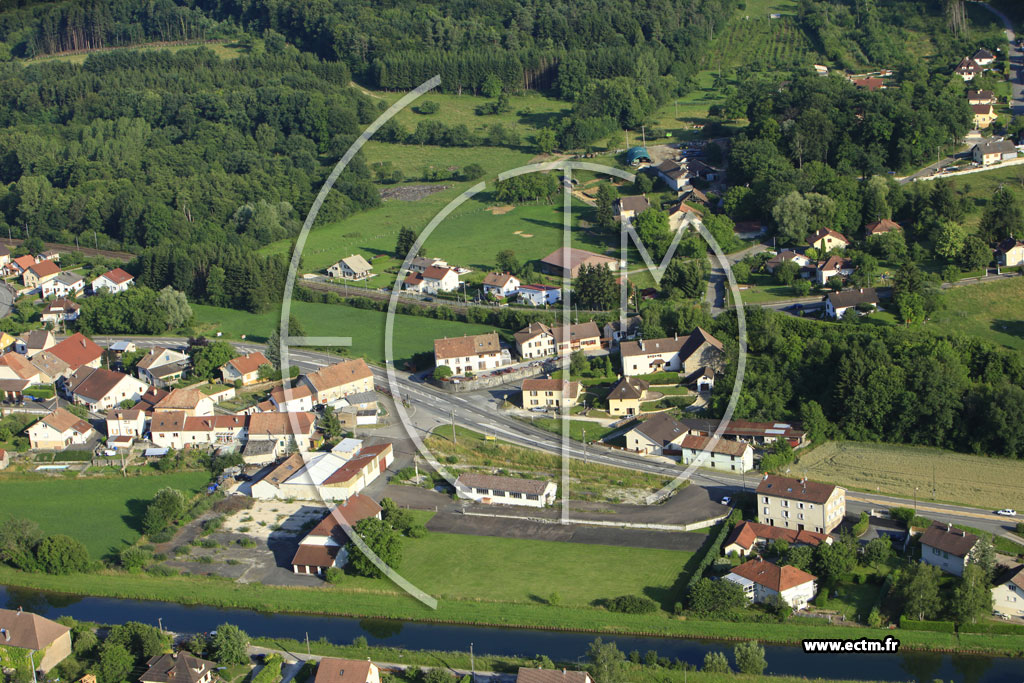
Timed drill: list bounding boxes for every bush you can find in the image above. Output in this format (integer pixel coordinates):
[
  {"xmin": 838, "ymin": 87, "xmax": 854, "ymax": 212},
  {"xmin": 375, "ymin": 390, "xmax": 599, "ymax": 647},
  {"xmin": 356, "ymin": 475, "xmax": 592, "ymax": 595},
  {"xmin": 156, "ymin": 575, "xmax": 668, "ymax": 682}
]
[
  {"xmin": 407, "ymin": 525, "xmax": 427, "ymax": 538},
  {"xmin": 325, "ymin": 567, "xmax": 345, "ymax": 584},
  {"xmin": 889, "ymin": 507, "xmax": 915, "ymax": 528},
  {"xmin": 852, "ymin": 511, "xmax": 870, "ymax": 537},
  {"xmin": 1015, "ymin": 522, "xmax": 1024, "ymax": 535},
  {"xmin": 605, "ymin": 594, "xmax": 659, "ymax": 614},
  {"xmin": 899, "ymin": 616, "xmax": 955, "ymax": 633},
  {"xmin": 252, "ymin": 654, "xmax": 283, "ymax": 683},
  {"xmin": 684, "ymin": 508, "xmax": 743, "ymax": 603},
  {"xmin": 416, "ymin": 101, "xmax": 440, "ymax": 115}
]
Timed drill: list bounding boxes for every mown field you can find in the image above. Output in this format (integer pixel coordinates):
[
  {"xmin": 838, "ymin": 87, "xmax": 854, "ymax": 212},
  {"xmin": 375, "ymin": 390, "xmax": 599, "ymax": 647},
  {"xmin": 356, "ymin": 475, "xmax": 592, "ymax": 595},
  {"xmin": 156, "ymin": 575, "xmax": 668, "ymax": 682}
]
[
  {"xmin": 192, "ymin": 302, "xmax": 503, "ymax": 365},
  {"xmin": 927, "ymin": 276, "xmax": 1024, "ymax": 352},
  {"xmin": 795, "ymin": 441, "xmax": 1024, "ymax": 509},
  {"xmin": 0, "ymin": 472, "xmax": 210, "ymax": 558},
  {"xmin": 24, "ymin": 40, "xmax": 249, "ymax": 65},
  {"xmin": 944, "ymin": 164, "xmax": 1024, "ymax": 229}
]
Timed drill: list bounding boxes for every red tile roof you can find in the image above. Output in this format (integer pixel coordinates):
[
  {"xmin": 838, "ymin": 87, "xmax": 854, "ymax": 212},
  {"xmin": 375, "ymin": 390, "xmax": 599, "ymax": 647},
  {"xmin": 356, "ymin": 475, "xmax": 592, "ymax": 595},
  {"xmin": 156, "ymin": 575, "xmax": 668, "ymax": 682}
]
[
  {"xmin": 98, "ymin": 267, "xmax": 134, "ymax": 285},
  {"xmin": 725, "ymin": 521, "xmax": 830, "ymax": 551},
  {"xmin": 48, "ymin": 333, "xmax": 102, "ymax": 370},
  {"xmin": 729, "ymin": 558, "xmax": 817, "ymax": 591},
  {"xmin": 27, "ymin": 260, "xmax": 60, "ymax": 278},
  {"xmin": 756, "ymin": 474, "xmax": 838, "ymax": 505},
  {"xmin": 224, "ymin": 351, "xmax": 270, "ymax": 376}
]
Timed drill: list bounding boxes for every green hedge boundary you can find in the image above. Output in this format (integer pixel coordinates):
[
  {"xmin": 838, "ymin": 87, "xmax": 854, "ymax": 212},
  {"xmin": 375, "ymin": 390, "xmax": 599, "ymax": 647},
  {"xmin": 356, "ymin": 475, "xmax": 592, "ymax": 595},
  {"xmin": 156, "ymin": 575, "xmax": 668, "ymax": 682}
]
[
  {"xmin": 899, "ymin": 616, "xmax": 955, "ymax": 633},
  {"xmin": 684, "ymin": 508, "xmax": 742, "ymax": 602},
  {"xmin": 958, "ymin": 620, "xmax": 1024, "ymax": 635}
]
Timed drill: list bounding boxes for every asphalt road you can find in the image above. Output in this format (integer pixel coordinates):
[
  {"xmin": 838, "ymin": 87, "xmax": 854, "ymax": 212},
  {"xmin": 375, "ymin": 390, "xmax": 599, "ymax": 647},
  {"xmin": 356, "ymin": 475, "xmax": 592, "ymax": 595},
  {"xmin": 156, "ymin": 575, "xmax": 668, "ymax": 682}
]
[
  {"xmin": 974, "ymin": 1, "xmax": 1024, "ymax": 116},
  {"xmin": 104, "ymin": 335, "xmax": 1021, "ymax": 539}
]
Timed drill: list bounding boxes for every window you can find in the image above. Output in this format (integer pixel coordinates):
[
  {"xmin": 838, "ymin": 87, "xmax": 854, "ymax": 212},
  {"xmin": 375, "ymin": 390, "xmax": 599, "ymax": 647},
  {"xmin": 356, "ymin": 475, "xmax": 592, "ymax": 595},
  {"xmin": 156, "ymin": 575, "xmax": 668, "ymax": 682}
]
[
  {"xmin": 782, "ymin": 511, "xmax": 789, "ymax": 518},
  {"xmin": 798, "ymin": 514, "xmax": 804, "ymax": 520},
  {"xmin": 763, "ymin": 507, "xmax": 769, "ymax": 515},
  {"xmin": 493, "ymin": 490, "xmax": 506, "ymax": 497},
  {"xmin": 932, "ymin": 547, "xmax": 940, "ymax": 556},
  {"xmin": 762, "ymin": 496, "xmax": 768, "ymax": 503},
  {"xmin": 510, "ymin": 492, "xmax": 523, "ymax": 499},
  {"xmin": 781, "ymin": 500, "xmax": 789, "ymax": 508},
  {"xmin": 798, "ymin": 502, "xmax": 804, "ymax": 509},
  {"xmin": 526, "ymin": 494, "xmax": 539, "ymax": 500}
]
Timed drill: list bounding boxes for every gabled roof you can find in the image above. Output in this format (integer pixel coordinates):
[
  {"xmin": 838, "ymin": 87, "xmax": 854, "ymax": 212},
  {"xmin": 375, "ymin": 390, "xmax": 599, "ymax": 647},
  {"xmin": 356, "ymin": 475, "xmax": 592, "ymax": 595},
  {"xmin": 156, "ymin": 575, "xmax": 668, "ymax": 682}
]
[
  {"xmin": 136, "ymin": 348, "xmax": 188, "ymax": 371},
  {"xmin": 756, "ymin": 474, "xmax": 838, "ymax": 504},
  {"xmin": 632, "ymin": 412, "xmax": 686, "ymax": 445},
  {"xmin": 996, "ymin": 564, "xmax": 1024, "ymax": 591},
  {"xmin": 54, "ymin": 271, "xmax": 83, "ymax": 286},
  {"xmin": 302, "ymin": 358, "xmax": 373, "ymax": 391},
  {"xmin": 0, "ymin": 608, "xmax": 70, "ymax": 650},
  {"xmin": 728, "ymin": 558, "xmax": 817, "ymax": 591},
  {"xmin": 27, "ymin": 260, "xmax": 60, "ymax": 278},
  {"xmin": 616, "ymin": 195, "xmax": 650, "ymax": 213},
  {"xmin": 338, "ymin": 254, "xmax": 372, "ymax": 272},
  {"xmin": 619, "ymin": 327, "xmax": 723, "ymax": 360},
  {"xmin": 607, "ymin": 376, "xmax": 649, "ymax": 401},
  {"xmin": 260, "ymin": 452, "xmax": 305, "ymax": 487},
  {"xmin": 141, "ymin": 652, "xmax": 217, "ymax": 683},
  {"xmin": 971, "ymin": 103, "xmax": 994, "ymax": 115},
  {"xmin": 725, "ymin": 521, "xmax": 830, "ymax": 550},
  {"xmin": 29, "ymin": 352, "xmax": 70, "ymax": 380},
  {"xmin": 150, "ymin": 411, "xmax": 186, "ymax": 432},
  {"xmin": 996, "ymin": 237, "xmax": 1024, "ymax": 253},
  {"xmin": 457, "ymin": 473, "xmax": 551, "ymax": 495},
  {"xmin": 222, "ymin": 351, "xmax": 270, "ymax": 377},
  {"xmin": 540, "ymin": 247, "xmax": 617, "ymax": 271},
  {"xmin": 680, "ymin": 434, "xmax": 750, "ymax": 457},
  {"xmin": 514, "ymin": 321, "xmax": 552, "ymax": 345},
  {"xmin": 817, "ymin": 255, "xmax": 854, "ymax": 273},
  {"xmin": 45, "ymin": 298, "xmax": 79, "ymax": 314},
  {"xmin": 518, "ymin": 284, "xmax": 560, "ymax": 293},
  {"xmin": 973, "ymin": 47, "xmax": 995, "ymax": 60},
  {"xmin": 516, "ymin": 669, "xmax": 592, "ymax": 683},
  {"xmin": 919, "ymin": 521, "xmax": 978, "ymax": 558},
  {"xmin": 133, "ymin": 387, "xmax": 169, "ymax": 413},
  {"xmin": 864, "ymin": 218, "xmax": 901, "ymax": 236},
  {"xmin": 826, "ymin": 287, "xmax": 879, "ymax": 309},
  {"xmin": 808, "ymin": 228, "xmax": 850, "ymax": 245},
  {"xmin": 10, "ymin": 255, "xmax": 35, "ymax": 272},
  {"xmin": 248, "ymin": 411, "xmax": 316, "ymax": 436},
  {"xmin": 18, "ymin": 329, "xmax": 53, "ymax": 351},
  {"xmin": 155, "ymin": 388, "xmax": 208, "ymax": 410},
  {"xmin": 304, "ymin": 495, "xmax": 383, "ymax": 538},
  {"xmin": 48, "ymin": 333, "xmax": 102, "ymax": 370},
  {"xmin": 313, "ymin": 657, "xmax": 376, "ymax": 683},
  {"xmin": 0, "ymin": 352, "xmax": 39, "ymax": 380},
  {"xmin": 434, "ymin": 333, "xmax": 501, "ymax": 360},
  {"xmin": 483, "ymin": 272, "xmax": 518, "ymax": 287},
  {"xmin": 967, "ymin": 89, "xmax": 995, "ymax": 100},
  {"xmin": 422, "ymin": 265, "xmax": 456, "ymax": 281},
  {"xmin": 270, "ymin": 384, "xmax": 313, "ymax": 403},
  {"xmin": 654, "ymin": 159, "xmax": 687, "ymax": 179},
  {"xmin": 96, "ymin": 267, "xmax": 134, "ymax": 285},
  {"xmin": 974, "ymin": 138, "xmax": 1017, "ymax": 155},
  {"xmin": 522, "ymin": 378, "xmax": 580, "ymax": 397},
  {"xmin": 66, "ymin": 367, "xmax": 132, "ymax": 401},
  {"xmin": 37, "ymin": 407, "xmax": 92, "ymax": 436},
  {"xmin": 551, "ymin": 322, "xmax": 600, "ymax": 345}
]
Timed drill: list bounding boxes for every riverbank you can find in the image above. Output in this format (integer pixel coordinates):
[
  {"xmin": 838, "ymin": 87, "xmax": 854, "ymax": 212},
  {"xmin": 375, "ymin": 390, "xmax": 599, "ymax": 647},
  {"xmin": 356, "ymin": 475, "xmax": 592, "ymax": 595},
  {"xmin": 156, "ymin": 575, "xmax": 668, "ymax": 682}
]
[{"xmin": 3, "ymin": 568, "xmax": 1024, "ymax": 657}]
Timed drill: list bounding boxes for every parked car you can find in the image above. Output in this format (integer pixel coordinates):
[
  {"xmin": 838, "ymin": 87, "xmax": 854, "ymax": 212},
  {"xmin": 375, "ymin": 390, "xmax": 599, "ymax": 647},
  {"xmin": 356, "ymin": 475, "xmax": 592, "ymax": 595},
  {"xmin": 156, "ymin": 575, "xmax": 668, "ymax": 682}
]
[
  {"xmin": 720, "ymin": 496, "xmax": 732, "ymax": 505},
  {"xmin": 996, "ymin": 508, "xmax": 1017, "ymax": 516}
]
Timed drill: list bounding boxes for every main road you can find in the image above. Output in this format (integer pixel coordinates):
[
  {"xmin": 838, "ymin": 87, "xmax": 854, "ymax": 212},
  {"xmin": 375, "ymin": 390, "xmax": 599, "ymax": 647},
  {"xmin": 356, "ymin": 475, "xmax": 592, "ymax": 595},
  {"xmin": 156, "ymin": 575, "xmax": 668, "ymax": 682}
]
[{"xmin": 103, "ymin": 335, "xmax": 1020, "ymax": 537}]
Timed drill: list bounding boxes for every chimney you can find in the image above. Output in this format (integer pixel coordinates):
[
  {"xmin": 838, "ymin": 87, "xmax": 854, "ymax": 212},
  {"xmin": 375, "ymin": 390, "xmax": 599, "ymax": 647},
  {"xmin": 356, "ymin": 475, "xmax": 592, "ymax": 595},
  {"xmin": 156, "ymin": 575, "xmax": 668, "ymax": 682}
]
[
  {"xmin": 947, "ymin": 522, "xmax": 952, "ymax": 532},
  {"xmin": 763, "ymin": 473, "xmax": 768, "ymax": 480},
  {"xmin": 674, "ymin": 332, "xmax": 678, "ymax": 341},
  {"xmin": 859, "ymin": 288, "xmax": 864, "ymax": 294},
  {"xmin": 1, "ymin": 628, "xmax": 9, "ymax": 641},
  {"xmin": 639, "ymin": 340, "xmax": 644, "ymax": 351},
  {"xmin": 16, "ymin": 606, "xmax": 21, "ymax": 616}
]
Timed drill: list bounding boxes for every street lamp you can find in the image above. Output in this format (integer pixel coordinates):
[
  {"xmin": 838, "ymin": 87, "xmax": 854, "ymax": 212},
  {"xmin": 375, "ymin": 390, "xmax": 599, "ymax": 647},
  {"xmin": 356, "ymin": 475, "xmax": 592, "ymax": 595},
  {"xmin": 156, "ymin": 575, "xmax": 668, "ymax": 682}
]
[{"xmin": 914, "ymin": 487, "xmax": 918, "ymax": 513}]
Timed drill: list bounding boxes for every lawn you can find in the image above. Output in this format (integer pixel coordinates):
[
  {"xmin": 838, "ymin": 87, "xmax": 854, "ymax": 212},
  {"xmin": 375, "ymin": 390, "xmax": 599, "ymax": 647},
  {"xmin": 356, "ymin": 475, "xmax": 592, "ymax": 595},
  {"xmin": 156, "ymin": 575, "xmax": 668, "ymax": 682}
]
[
  {"xmin": 340, "ymin": 514, "xmax": 692, "ymax": 607},
  {"xmin": 944, "ymin": 164, "xmax": 1024, "ymax": 229},
  {"xmin": 23, "ymin": 40, "xmax": 249, "ymax": 65},
  {"xmin": 794, "ymin": 441, "xmax": 1024, "ymax": 510},
  {"xmin": 0, "ymin": 471, "xmax": 210, "ymax": 558},
  {"xmin": 192, "ymin": 301, "xmax": 503, "ymax": 365},
  {"xmin": 927, "ymin": 276, "xmax": 1024, "ymax": 352},
  {"xmin": 533, "ymin": 417, "xmax": 618, "ymax": 443}
]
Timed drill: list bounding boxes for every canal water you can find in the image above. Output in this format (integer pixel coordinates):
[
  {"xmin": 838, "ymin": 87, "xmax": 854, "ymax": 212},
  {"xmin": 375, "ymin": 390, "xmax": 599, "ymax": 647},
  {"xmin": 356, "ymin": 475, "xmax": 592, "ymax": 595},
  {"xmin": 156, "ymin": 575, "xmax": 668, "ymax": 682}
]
[{"xmin": 2, "ymin": 586, "xmax": 1020, "ymax": 682}]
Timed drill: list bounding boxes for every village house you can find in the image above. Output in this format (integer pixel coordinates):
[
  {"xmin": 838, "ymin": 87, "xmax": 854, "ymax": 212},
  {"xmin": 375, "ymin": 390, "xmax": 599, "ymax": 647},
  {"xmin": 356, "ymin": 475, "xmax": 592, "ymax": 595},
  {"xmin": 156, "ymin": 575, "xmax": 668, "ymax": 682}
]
[
  {"xmin": 180, "ymin": 414, "xmax": 247, "ymax": 449},
  {"xmin": 482, "ymin": 272, "xmax": 521, "ymax": 298},
  {"xmin": 757, "ymin": 474, "xmax": 846, "ymax": 535},
  {"xmin": 815, "ymin": 255, "xmax": 856, "ymax": 285},
  {"xmin": 992, "ymin": 565, "xmax": 1024, "ymax": 619},
  {"xmin": 327, "ymin": 254, "xmax": 374, "ymax": 280},
  {"xmin": 724, "ymin": 558, "xmax": 818, "ymax": 610},
  {"xmin": 864, "ymin": 218, "xmax": 902, "ymax": 238},
  {"xmin": 678, "ymin": 435, "xmax": 754, "ymax": 472},
  {"xmin": 919, "ymin": 521, "xmax": 978, "ymax": 577},
  {"xmin": 105, "ymin": 408, "xmax": 146, "ymax": 450},
  {"xmin": 516, "ymin": 283, "xmax": 561, "ymax": 306},
  {"xmin": 625, "ymin": 412, "xmax": 687, "ymax": 456},
  {"xmin": 513, "ymin": 321, "xmax": 602, "ymax": 359},
  {"xmin": 667, "ymin": 200, "xmax": 704, "ymax": 233},
  {"xmin": 521, "ymin": 378, "xmax": 581, "ymax": 411},
  {"xmin": 603, "ymin": 315, "xmax": 642, "ymax": 349},
  {"xmin": 27, "ymin": 408, "xmax": 95, "ymax": 450},
  {"xmin": 733, "ymin": 221, "xmax": 767, "ymax": 240},
  {"xmin": 723, "ymin": 521, "xmax": 832, "ymax": 558},
  {"xmin": 606, "ymin": 376, "xmax": 650, "ymax": 417},
  {"xmin": 27, "ymin": 353, "xmax": 69, "ymax": 386},
  {"xmin": 675, "ymin": 417, "xmax": 806, "ymax": 447},
  {"xmin": 5, "ymin": 254, "xmax": 35, "ymax": 277},
  {"xmin": 312, "ymin": 656, "xmax": 382, "ymax": 683},
  {"xmin": 90, "ymin": 267, "xmax": 134, "ymax": 293},
  {"xmin": 539, "ymin": 247, "xmax": 619, "ymax": 279},
  {"xmin": 22, "ymin": 260, "xmax": 61, "ymax": 290},
  {"xmin": 247, "ymin": 411, "xmax": 318, "ymax": 453},
  {"xmin": 140, "ymin": 652, "xmax": 217, "ymax": 683},
  {"xmin": 614, "ymin": 195, "xmax": 650, "ymax": 220},
  {"xmin": 269, "ymin": 383, "xmax": 315, "ymax": 412},
  {"xmin": 764, "ymin": 250, "xmax": 812, "ymax": 274},
  {"xmin": 14, "ymin": 329, "xmax": 55, "ymax": 358},
  {"xmin": 39, "ymin": 298, "xmax": 80, "ymax": 324},
  {"xmin": 516, "ymin": 669, "xmax": 593, "ymax": 683},
  {"xmin": 973, "ymin": 138, "xmax": 1018, "ymax": 166},
  {"xmin": 954, "ymin": 56, "xmax": 982, "ymax": 81},
  {"xmin": 131, "ymin": 386, "xmax": 169, "ymax": 414},
  {"xmin": 136, "ymin": 347, "xmax": 190, "ymax": 388},
  {"xmin": 403, "ymin": 265, "xmax": 459, "ymax": 293},
  {"xmin": 148, "ymin": 412, "xmax": 188, "ymax": 450},
  {"xmin": 433, "ymin": 332, "xmax": 510, "ymax": 376},
  {"xmin": 455, "ymin": 473, "xmax": 557, "ymax": 508},
  {"xmin": 153, "ymin": 387, "xmax": 215, "ymax": 417},
  {"xmin": 40, "ymin": 271, "xmax": 85, "ymax": 299},
  {"xmin": 65, "ymin": 367, "xmax": 147, "ymax": 411},
  {"xmin": 0, "ymin": 244, "xmax": 9, "ymax": 268},
  {"xmin": 254, "ymin": 443, "xmax": 392, "ymax": 501},
  {"xmin": 850, "ymin": 76, "xmax": 885, "ymax": 90},
  {"xmin": 42, "ymin": 333, "xmax": 103, "ymax": 375},
  {"xmin": 972, "ymin": 47, "xmax": 996, "ymax": 66},
  {"xmin": 292, "ymin": 497, "xmax": 383, "ymax": 577},
  {"xmin": 653, "ymin": 159, "xmax": 690, "ymax": 192},
  {"xmin": 825, "ymin": 287, "xmax": 879, "ymax": 319},
  {"xmin": 298, "ymin": 358, "xmax": 375, "ymax": 406},
  {"xmin": 971, "ymin": 104, "xmax": 997, "ymax": 129},
  {"xmin": 995, "ymin": 237, "xmax": 1024, "ymax": 268},
  {"xmin": 219, "ymin": 351, "xmax": 271, "ymax": 387},
  {"xmin": 0, "ymin": 352, "xmax": 44, "ymax": 385},
  {"xmin": 967, "ymin": 89, "xmax": 996, "ymax": 105},
  {"xmin": 337, "ymin": 391, "xmax": 379, "ymax": 427},
  {"xmin": 619, "ymin": 328, "xmax": 724, "ymax": 378},
  {"xmin": 0, "ymin": 607, "xmax": 72, "ymax": 674},
  {"xmin": 808, "ymin": 228, "xmax": 851, "ymax": 252}
]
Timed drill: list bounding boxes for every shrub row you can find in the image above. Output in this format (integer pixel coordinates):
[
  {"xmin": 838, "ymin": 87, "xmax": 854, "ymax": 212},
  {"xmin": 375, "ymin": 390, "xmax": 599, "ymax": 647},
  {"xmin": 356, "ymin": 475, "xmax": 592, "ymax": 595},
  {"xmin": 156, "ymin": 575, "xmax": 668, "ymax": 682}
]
[
  {"xmin": 684, "ymin": 508, "xmax": 742, "ymax": 604},
  {"xmin": 957, "ymin": 620, "xmax": 1024, "ymax": 635},
  {"xmin": 899, "ymin": 616, "xmax": 955, "ymax": 633},
  {"xmin": 851, "ymin": 511, "xmax": 870, "ymax": 537},
  {"xmin": 252, "ymin": 654, "xmax": 283, "ymax": 683}
]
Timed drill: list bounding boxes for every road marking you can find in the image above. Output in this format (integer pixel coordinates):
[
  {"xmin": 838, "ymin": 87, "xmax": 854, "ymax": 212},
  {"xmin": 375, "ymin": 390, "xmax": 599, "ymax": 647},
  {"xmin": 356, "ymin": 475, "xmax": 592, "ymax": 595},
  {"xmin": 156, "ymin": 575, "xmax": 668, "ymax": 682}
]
[{"xmin": 847, "ymin": 494, "xmax": 1008, "ymax": 523}]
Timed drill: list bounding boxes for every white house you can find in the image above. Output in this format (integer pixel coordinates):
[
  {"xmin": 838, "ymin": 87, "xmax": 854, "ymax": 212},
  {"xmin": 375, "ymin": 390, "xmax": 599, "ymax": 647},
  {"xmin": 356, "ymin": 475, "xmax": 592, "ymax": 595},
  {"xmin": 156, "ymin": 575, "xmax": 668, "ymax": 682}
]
[
  {"xmin": 40, "ymin": 272, "xmax": 85, "ymax": 299},
  {"xmin": 995, "ymin": 237, "xmax": 1024, "ymax": 268},
  {"xmin": 433, "ymin": 333, "xmax": 510, "ymax": 376},
  {"xmin": 65, "ymin": 367, "xmax": 148, "ymax": 411},
  {"xmin": 516, "ymin": 284, "xmax": 561, "ymax": 306},
  {"xmin": 327, "ymin": 254, "xmax": 373, "ymax": 281},
  {"xmin": 269, "ymin": 383, "xmax": 315, "ymax": 412},
  {"xmin": 919, "ymin": 521, "xmax": 978, "ymax": 577},
  {"xmin": 993, "ymin": 565, "xmax": 1024, "ymax": 619},
  {"xmin": 679, "ymin": 435, "xmax": 754, "ymax": 472},
  {"xmin": 825, "ymin": 288, "xmax": 879, "ymax": 319},
  {"xmin": 403, "ymin": 265, "xmax": 459, "ymax": 294},
  {"xmin": 724, "ymin": 558, "xmax": 818, "ymax": 610},
  {"xmin": 27, "ymin": 408, "xmax": 95, "ymax": 450},
  {"xmin": 653, "ymin": 159, "xmax": 690, "ymax": 192},
  {"xmin": 455, "ymin": 473, "xmax": 557, "ymax": 508},
  {"xmin": 40, "ymin": 298, "xmax": 80, "ymax": 324},
  {"xmin": 292, "ymin": 498, "xmax": 382, "ymax": 574},
  {"xmin": 136, "ymin": 347, "xmax": 190, "ymax": 388},
  {"xmin": 815, "ymin": 256, "xmax": 856, "ymax": 285},
  {"xmin": 972, "ymin": 138, "xmax": 1017, "ymax": 166},
  {"xmin": 91, "ymin": 267, "xmax": 135, "ymax": 293},
  {"xmin": 482, "ymin": 272, "xmax": 520, "ymax": 298},
  {"xmin": 311, "ymin": 658, "xmax": 382, "ymax": 683},
  {"xmin": 625, "ymin": 412, "xmax": 687, "ymax": 456},
  {"xmin": 619, "ymin": 328, "xmax": 724, "ymax": 377}
]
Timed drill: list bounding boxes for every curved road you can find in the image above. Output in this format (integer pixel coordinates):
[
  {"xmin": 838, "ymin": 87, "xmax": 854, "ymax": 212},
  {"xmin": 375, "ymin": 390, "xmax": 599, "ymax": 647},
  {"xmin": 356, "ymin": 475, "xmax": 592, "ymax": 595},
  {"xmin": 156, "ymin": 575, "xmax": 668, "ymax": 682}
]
[{"xmin": 973, "ymin": 1, "xmax": 1024, "ymax": 116}]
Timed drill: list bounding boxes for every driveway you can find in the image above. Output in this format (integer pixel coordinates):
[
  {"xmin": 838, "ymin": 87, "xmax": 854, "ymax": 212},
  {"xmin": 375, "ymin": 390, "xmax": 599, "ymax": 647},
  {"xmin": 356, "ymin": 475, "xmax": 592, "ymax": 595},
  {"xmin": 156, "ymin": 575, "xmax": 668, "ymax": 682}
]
[{"xmin": 706, "ymin": 241, "xmax": 769, "ymax": 315}]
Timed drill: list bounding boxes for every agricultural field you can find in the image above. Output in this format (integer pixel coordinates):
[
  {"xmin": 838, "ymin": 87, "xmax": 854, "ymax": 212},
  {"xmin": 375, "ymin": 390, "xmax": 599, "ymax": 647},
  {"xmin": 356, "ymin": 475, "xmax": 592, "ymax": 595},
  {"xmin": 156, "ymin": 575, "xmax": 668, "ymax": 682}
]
[
  {"xmin": 707, "ymin": 12, "xmax": 820, "ymax": 73},
  {"xmin": 192, "ymin": 301, "xmax": 504, "ymax": 365},
  {"xmin": 927, "ymin": 277, "xmax": 1024, "ymax": 352},
  {"xmin": 944, "ymin": 165, "xmax": 1024, "ymax": 229},
  {"xmin": 340, "ymin": 511, "xmax": 692, "ymax": 606},
  {"xmin": 23, "ymin": 40, "xmax": 249, "ymax": 65},
  {"xmin": 0, "ymin": 472, "xmax": 211, "ymax": 558},
  {"xmin": 794, "ymin": 441, "xmax": 1024, "ymax": 510}
]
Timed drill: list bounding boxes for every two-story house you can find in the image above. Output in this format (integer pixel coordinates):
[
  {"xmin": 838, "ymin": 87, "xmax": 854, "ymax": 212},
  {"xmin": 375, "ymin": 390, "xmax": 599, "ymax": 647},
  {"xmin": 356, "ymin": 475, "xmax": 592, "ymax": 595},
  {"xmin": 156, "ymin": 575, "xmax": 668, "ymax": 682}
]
[
  {"xmin": 606, "ymin": 376, "xmax": 650, "ymax": 417},
  {"xmin": 619, "ymin": 328, "xmax": 724, "ymax": 377},
  {"xmin": 756, "ymin": 474, "xmax": 846, "ymax": 535},
  {"xmin": 678, "ymin": 435, "xmax": 754, "ymax": 472},
  {"xmin": 521, "ymin": 378, "xmax": 581, "ymax": 411},
  {"xmin": 482, "ymin": 272, "xmax": 521, "ymax": 298},
  {"xmin": 919, "ymin": 521, "xmax": 978, "ymax": 577},
  {"xmin": 993, "ymin": 565, "xmax": 1024, "ymax": 618},
  {"xmin": 724, "ymin": 558, "xmax": 818, "ymax": 610},
  {"xmin": 433, "ymin": 332, "xmax": 510, "ymax": 376},
  {"xmin": 808, "ymin": 228, "xmax": 851, "ymax": 252}
]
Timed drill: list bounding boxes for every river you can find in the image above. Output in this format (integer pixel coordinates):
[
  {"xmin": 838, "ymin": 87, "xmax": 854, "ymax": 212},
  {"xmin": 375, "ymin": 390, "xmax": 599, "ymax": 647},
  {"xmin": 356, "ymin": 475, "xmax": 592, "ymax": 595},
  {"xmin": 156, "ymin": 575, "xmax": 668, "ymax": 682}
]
[{"xmin": 2, "ymin": 586, "xmax": 1020, "ymax": 682}]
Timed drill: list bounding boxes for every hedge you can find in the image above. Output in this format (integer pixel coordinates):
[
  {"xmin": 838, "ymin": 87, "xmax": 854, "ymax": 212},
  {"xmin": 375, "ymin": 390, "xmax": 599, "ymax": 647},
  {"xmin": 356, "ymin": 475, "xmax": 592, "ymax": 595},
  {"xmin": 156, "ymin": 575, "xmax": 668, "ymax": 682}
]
[
  {"xmin": 252, "ymin": 654, "xmax": 283, "ymax": 683},
  {"xmin": 958, "ymin": 620, "xmax": 1024, "ymax": 635},
  {"xmin": 851, "ymin": 511, "xmax": 870, "ymax": 537},
  {"xmin": 899, "ymin": 616, "xmax": 955, "ymax": 633},
  {"xmin": 684, "ymin": 508, "xmax": 742, "ymax": 604}
]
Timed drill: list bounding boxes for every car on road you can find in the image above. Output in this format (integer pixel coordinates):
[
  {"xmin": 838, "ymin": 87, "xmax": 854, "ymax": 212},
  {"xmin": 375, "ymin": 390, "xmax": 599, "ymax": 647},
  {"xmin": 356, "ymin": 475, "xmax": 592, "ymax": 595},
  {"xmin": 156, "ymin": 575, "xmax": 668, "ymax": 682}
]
[
  {"xmin": 996, "ymin": 508, "xmax": 1017, "ymax": 516},
  {"xmin": 720, "ymin": 496, "xmax": 732, "ymax": 505}
]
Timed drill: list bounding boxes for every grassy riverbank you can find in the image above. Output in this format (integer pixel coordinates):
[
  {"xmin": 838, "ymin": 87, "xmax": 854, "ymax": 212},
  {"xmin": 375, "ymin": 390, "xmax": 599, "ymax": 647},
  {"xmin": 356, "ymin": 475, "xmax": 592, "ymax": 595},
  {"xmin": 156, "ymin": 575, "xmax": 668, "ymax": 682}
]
[{"xmin": 2, "ymin": 568, "xmax": 1023, "ymax": 657}]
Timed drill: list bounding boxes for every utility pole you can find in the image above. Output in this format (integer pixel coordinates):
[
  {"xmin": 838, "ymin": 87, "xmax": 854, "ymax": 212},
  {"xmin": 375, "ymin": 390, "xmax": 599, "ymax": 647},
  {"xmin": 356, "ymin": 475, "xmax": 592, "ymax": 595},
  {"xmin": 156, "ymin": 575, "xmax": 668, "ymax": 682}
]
[
  {"xmin": 305, "ymin": 632, "xmax": 310, "ymax": 656},
  {"xmin": 470, "ymin": 642, "xmax": 475, "ymax": 682},
  {"xmin": 932, "ymin": 463, "xmax": 936, "ymax": 500},
  {"xmin": 914, "ymin": 487, "xmax": 918, "ymax": 513},
  {"xmin": 582, "ymin": 427, "xmax": 586, "ymax": 464},
  {"xmin": 158, "ymin": 617, "xmax": 163, "ymax": 632},
  {"xmin": 641, "ymin": 125, "xmax": 646, "ymax": 148},
  {"xmin": 451, "ymin": 408, "xmax": 457, "ymax": 444}
]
